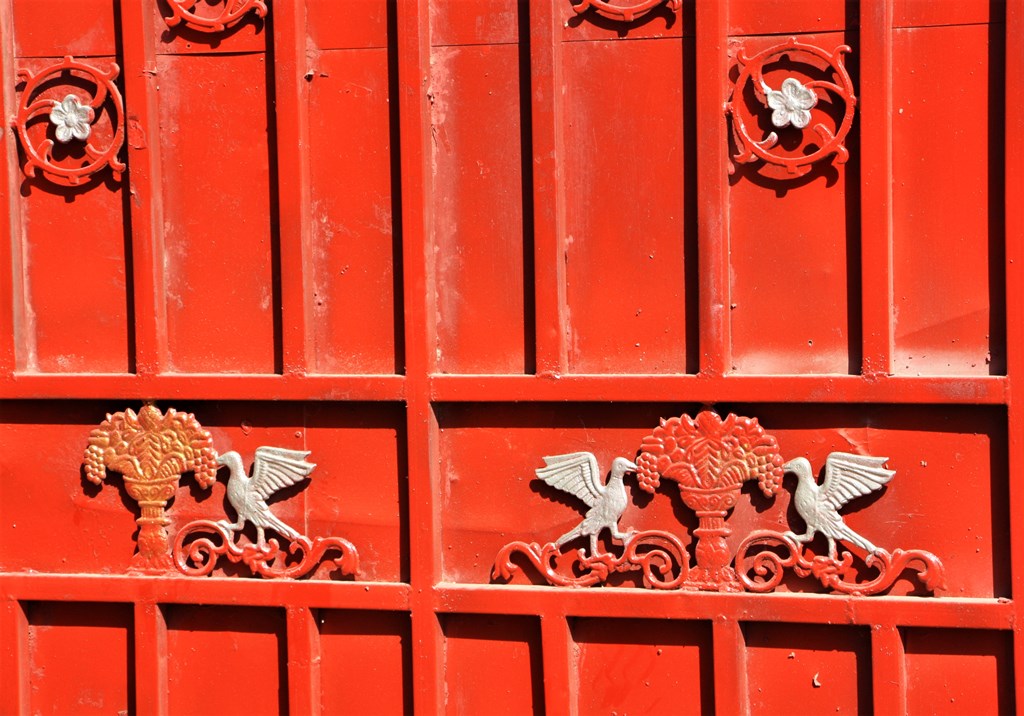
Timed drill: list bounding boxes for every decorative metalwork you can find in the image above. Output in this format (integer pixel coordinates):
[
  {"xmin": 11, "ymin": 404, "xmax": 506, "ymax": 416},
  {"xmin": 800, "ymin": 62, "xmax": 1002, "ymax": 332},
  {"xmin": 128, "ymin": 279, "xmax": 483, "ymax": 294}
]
[
  {"xmin": 493, "ymin": 413, "xmax": 946, "ymax": 596},
  {"xmin": 571, "ymin": 0, "xmax": 681, "ymax": 23},
  {"xmin": 83, "ymin": 405, "xmax": 218, "ymax": 573},
  {"xmin": 14, "ymin": 56, "xmax": 125, "ymax": 186},
  {"xmin": 727, "ymin": 39, "xmax": 856, "ymax": 178},
  {"xmin": 172, "ymin": 447, "xmax": 358, "ymax": 579},
  {"xmin": 636, "ymin": 411, "xmax": 784, "ymax": 591},
  {"xmin": 735, "ymin": 454, "xmax": 946, "ymax": 595},
  {"xmin": 163, "ymin": 0, "xmax": 268, "ymax": 34}
]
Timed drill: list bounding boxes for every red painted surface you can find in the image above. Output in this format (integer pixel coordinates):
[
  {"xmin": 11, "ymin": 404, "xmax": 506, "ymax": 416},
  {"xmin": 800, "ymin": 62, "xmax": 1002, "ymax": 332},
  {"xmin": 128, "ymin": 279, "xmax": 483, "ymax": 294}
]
[{"xmin": 0, "ymin": 0, "xmax": 1019, "ymax": 713}]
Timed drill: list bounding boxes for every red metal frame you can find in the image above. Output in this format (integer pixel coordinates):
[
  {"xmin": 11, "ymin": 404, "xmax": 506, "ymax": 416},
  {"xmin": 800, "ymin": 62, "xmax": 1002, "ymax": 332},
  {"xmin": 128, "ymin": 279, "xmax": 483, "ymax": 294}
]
[{"xmin": 0, "ymin": 0, "xmax": 1017, "ymax": 712}]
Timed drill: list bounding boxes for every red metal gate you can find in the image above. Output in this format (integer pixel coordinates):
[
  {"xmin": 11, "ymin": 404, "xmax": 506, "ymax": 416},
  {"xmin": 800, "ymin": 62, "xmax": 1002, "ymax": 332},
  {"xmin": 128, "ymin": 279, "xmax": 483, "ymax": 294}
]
[{"xmin": 0, "ymin": 0, "xmax": 1020, "ymax": 713}]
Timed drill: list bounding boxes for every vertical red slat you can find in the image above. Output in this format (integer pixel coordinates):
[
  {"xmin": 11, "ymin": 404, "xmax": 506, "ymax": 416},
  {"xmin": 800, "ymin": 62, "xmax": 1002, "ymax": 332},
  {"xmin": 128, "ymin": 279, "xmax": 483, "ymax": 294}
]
[
  {"xmin": 396, "ymin": 0, "xmax": 442, "ymax": 711},
  {"xmin": 541, "ymin": 614, "xmax": 576, "ymax": 715},
  {"xmin": 871, "ymin": 624, "xmax": 906, "ymax": 713},
  {"xmin": 712, "ymin": 617, "xmax": 749, "ymax": 715},
  {"xmin": 286, "ymin": 606, "xmax": 321, "ymax": 713},
  {"xmin": 0, "ymin": 599, "xmax": 29, "ymax": 715},
  {"xmin": 859, "ymin": 0, "xmax": 895, "ymax": 376},
  {"xmin": 1004, "ymin": 0, "xmax": 1024, "ymax": 707},
  {"xmin": 0, "ymin": 0, "xmax": 17, "ymax": 375},
  {"xmin": 695, "ymin": 0, "xmax": 731, "ymax": 375},
  {"xmin": 272, "ymin": 0, "xmax": 313, "ymax": 376},
  {"xmin": 119, "ymin": 0, "xmax": 168, "ymax": 375},
  {"xmin": 530, "ymin": 0, "xmax": 568, "ymax": 376},
  {"xmin": 134, "ymin": 601, "xmax": 168, "ymax": 716}
]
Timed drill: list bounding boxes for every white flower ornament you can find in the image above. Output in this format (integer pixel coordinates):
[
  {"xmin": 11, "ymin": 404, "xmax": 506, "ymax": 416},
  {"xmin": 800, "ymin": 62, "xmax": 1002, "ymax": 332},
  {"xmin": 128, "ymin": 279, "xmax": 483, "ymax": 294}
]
[
  {"xmin": 48, "ymin": 94, "xmax": 93, "ymax": 143},
  {"xmin": 763, "ymin": 78, "xmax": 817, "ymax": 129}
]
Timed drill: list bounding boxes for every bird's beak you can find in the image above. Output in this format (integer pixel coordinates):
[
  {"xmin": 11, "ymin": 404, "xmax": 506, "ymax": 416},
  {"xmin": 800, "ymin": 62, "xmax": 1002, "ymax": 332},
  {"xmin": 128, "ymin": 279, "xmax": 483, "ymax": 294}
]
[
  {"xmin": 624, "ymin": 459, "xmax": 638, "ymax": 472},
  {"xmin": 215, "ymin": 453, "xmax": 226, "ymax": 466},
  {"xmin": 781, "ymin": 459, "xmax": 797, "ymax": 473}
]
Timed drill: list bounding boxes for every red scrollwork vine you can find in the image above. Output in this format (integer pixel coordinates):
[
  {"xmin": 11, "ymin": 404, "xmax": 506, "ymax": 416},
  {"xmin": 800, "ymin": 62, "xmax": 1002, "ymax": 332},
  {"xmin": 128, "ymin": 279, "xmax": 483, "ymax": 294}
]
[
  {"xmin": 735, "ymin": 530, "xmax": 946, "ymax": 596},
  {"xmin": 493, "ymin": 530, "xmax": 689, "ymax": 589},
  {"xmin": 14, "ymin": 56, "xmax": 125, "ymax": 187},
  {"xmin": 571, "ymin": 0, "xmax": 681, "ymax": 23},
  {"xmin": 727, "ymin": 38, "xmax": 857, "ymax": 179},
  {"xmin": 173, "ymin": 519, "xmax": 359, "ymax": 580},
  {"xmin": 163, "ymin": 0, "xmax": 268, "ymax": 34}
]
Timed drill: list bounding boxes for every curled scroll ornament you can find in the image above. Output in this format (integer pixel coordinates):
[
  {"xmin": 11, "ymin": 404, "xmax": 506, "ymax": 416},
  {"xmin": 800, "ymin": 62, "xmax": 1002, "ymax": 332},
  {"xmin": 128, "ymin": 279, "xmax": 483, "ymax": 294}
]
[
  {"xmin": 163, "ymin": 0, "xmax": 268, "ymax": 34},
  {"xmin": 14, "ymin": 56, "xmax": 125, "ymax": 187},
  {"xmin": 727, "ymin": 38, "xmax": 857, "ymax": 178}
]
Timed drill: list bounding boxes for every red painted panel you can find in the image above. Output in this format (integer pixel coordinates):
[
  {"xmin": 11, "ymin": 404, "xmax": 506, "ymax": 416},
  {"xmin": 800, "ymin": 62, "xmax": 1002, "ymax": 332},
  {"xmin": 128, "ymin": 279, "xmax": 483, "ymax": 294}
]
[
  {"xmin": 308, "ymin": 0, "xmax": 388, "ymax": 50},
  {"xmin": 19, "ymin": 182, "xmax": 130, "ymax": 373},
  {"xmin": 27, "ymin": 602, "xmax": 132, "ymax": 714},
  {"xmin": 431, "ymin": 44, "xmax": 528, "ymax": 374},
  {"xmin": 320, "ymin": 610, "xmax": 411, "ymax": 714},
  {"xmin": 744, "ymin": 623, "xmax": 870, "ymax": 714},
  {"xmin": 727, "ymin": 404, "xmax": 1008, "ymax": 598},
  {"xmin": 574, "ymin": 618, "xmax": 713, "ymax": 714},
  {"xmin": 12, "ymin": 0, "xmax": 116, "ymax": 58},
  {"xmin": 166, "ymin": 605, "xmax": 286, "ymax": 715},
  {"xmin": 157, "ymin": 53, "xmax": 277, "ymax": 373},
  {"xmin": 0, "ymin": 403, "xmax": 139, "ymax": 574},
  {"xmin": 443, "ymin": 614, "xmax": 543, "ymax": 715},
  {"xmin": 729, "ymin": 33, "xmax": 855, "ymax": 375},
  {"xmin": 308, "ymin": 50, "xmax": 399, "ymax": 374},
  {"xmin": 892, "ymin": 24, "xmax": 1004, "ymax": 375},
  {"xmin": 729, "ymin": 1, "xmax": 847, "ymax": 36},
  {"xmin": 904, "ymin": 628, "xmax": 1014, "ymax": 714},
  {"xmin": 563, "ymin": 38, "xmax": 693, "ymax": 374},
  {"xmin": 430, "ymin": 0, "xmax": 519, "ymax": 47}
]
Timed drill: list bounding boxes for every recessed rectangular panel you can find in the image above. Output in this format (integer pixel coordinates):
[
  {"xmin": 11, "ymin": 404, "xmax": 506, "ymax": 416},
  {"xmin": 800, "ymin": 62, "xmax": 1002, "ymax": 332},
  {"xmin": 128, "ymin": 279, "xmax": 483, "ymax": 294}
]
[
  {"xmin": 729, "ymin": 33, "xmax": 857, "ymax": 375},
  {"xmin": 892, "ymin": 24, "xmax": 1004, "ymax": 375},
  {"xmin": 729, "ymin": 1, "xmax": 847, "ymax": 35},
  {"xmin": 430, "ymin": 0, "xmax": 519, "ymax": 46},
  {"xmin": 13, "ymin": 0, "xmax": 116, "ymax": 57},
  {"xmin": 432, "ymin": 43, "xmax": 528, "ymax": 374},
  {"xmin": 308, "ymin": 49, "xmax": 400, "ymax": 374},
  {"xmin": 0, "ymin": 402, "xmax": 140, "ymax": 573},
  {"xmin": 166, "ymin": 605, "xmax": 286, "ymax": 715},
  {"xmin": 727, "ymin": 404, "xmax": 1007, "ymax": 598},
  {"xmin": 563, "ymin": 38, "xmax": 694, "ymax": 374},
  {"xmin": 574, "ymin": 618, "xmax": 713, "ymax": 715},
  {"xmin": 443, "ymin": 614, "xmax": 542, "ymax": 715},
  {"xmin": 158, "ymin": 53, "xmax": 277, "ymax": 373},
  {"xmin": 27, "ymin": 602, "xmax": 132, "ymax": 715},
  {"xmin": 308, "ymin": 0, "xmax": 388, "ymax": 50},
  {"xmin": 744, "ymin": 623, "xmax": 870, "ymax": 714},
  {"xmin": 904, "ymin": 628, "xmax": 1014, "ymax": 714},
  {"xmin": 320, "ymin": 610, "xmax": 411, "ymax": 714}
]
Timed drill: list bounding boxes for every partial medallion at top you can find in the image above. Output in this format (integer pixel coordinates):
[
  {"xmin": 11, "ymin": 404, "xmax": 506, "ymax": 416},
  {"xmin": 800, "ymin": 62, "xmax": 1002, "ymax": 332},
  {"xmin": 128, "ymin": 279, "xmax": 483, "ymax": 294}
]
[
  {"xmin": 162, "ymin": 0, "xmax": 268, "ymax": 34},
  {"xmin": 571, "ymin": 0, "xmax": 680, "ymax": 23},
  {"xmin": 727, "ymin": 38, "xmax": 857, "ymax": 180},
  {"xmin": 13, "ymin": 56, "xmax": 125, "ymax": 187}
]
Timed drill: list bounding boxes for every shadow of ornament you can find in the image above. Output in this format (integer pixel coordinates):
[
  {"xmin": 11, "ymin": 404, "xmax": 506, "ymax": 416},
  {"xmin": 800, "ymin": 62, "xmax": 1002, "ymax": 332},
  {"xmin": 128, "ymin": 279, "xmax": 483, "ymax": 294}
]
[
  {"xmin": 736, "ymin": 530, "xmax": 947, "ymax": 596},
  {"xmin": 571, "ymin": 0, "xmax": 680, "ymax": 22},
  {"xmin": 727, "ymin": 38, "xmax": 856, "ymax": 180},
  {"xmin": 83, "ymin": 405, "xmax": 218, "ymax": 573},
  {"xmin": 163, "ymin": 0, "xmax": 267, "ymax": 33},
  {"xmin": 14, "ymin": 56, "xmax": 125, "ymax": 187}
]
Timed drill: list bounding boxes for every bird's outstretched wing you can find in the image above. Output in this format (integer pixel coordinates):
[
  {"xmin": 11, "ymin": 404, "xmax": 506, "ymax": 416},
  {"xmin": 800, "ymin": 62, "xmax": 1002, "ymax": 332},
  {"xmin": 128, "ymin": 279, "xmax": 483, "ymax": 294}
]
[
  {"xmin": 535, "ymin": 452, "xmax": 604, "ymax": 508},
  {"xmin": 250, "ymin": 446, "xmax": 316, "ymax": 501},
  {"xmin": 819, "ymin": 452, "xmax": 895, "ymax": 511}
]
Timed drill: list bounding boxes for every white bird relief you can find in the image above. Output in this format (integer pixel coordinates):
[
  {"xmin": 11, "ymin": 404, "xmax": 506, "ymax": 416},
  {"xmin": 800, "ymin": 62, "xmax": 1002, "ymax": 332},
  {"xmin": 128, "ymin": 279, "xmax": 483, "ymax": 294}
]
[
  {"xmin": 216, "ymin": 447, "xmax": 316, "ymax": 547},
  {"xmin": 534, "ymin": 452, "xmax": 637, "ymax": 555},
  {"xmin": 783, "ymin": 452, "xmax": 895, "ymax": 559}
]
